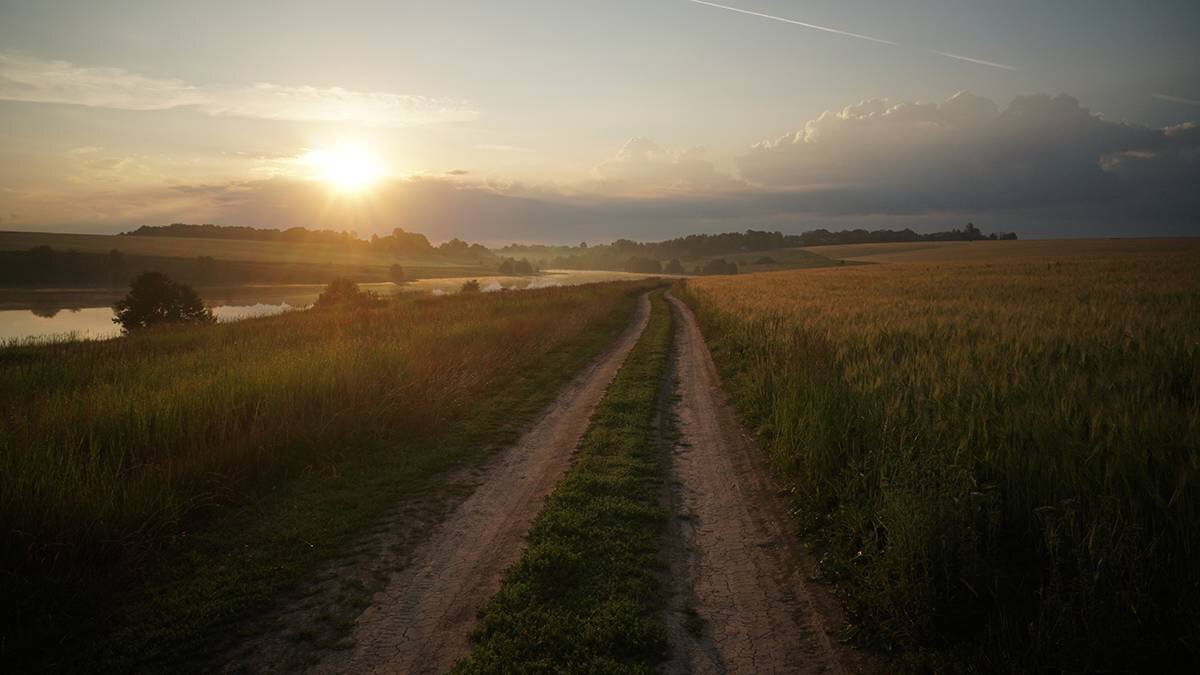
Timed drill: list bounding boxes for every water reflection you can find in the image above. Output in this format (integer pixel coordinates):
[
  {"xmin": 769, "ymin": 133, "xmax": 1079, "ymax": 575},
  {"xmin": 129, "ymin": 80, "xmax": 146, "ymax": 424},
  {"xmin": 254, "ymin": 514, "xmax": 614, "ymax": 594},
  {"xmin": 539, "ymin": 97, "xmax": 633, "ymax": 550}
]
[
  {"xmin": 0, "ymin": 302, "xmax": 302, "ymax": 344},
  {"xmin": 0, "ymin": 270, "xmax": 654, "ymax": 344}
]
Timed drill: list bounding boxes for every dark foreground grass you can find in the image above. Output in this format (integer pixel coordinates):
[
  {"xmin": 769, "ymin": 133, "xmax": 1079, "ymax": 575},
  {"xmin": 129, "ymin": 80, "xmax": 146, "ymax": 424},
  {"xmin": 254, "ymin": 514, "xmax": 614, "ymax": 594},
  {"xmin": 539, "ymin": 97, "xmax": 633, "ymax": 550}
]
[
  {"xmin": 681, "ymin": 253, "xmax": 1200, "ymax": 671},
  {"xmin": 455, "ymin": 290, "xmax": 674, "ymax": 674},
  {"xmin": 1, "ymin": 281, "xmax": 651, "ymax": 671}
]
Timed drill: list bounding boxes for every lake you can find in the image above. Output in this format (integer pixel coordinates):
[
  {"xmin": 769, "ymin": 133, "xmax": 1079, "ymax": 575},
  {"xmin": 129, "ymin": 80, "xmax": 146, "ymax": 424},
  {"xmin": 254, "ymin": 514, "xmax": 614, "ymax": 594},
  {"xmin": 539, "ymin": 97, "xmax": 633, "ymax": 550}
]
[{"xmin": 0, "ymin": 270, "xmax": 656, "ymax": 344}]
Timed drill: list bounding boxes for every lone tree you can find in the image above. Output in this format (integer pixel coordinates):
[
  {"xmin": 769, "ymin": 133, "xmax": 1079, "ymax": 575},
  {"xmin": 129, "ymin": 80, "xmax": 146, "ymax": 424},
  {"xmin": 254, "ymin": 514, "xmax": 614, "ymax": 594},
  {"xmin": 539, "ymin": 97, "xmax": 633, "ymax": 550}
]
[
  {"xmin": 112, "ymin": 271, "xmax": 214, "ymax": 332},
  {"xmin": 389, "ymin": 264, "xmax": 406, "ymax": 284},
  {"xmin": 664, "ymin": 258, "xmax": 685, "ymax": 274}
]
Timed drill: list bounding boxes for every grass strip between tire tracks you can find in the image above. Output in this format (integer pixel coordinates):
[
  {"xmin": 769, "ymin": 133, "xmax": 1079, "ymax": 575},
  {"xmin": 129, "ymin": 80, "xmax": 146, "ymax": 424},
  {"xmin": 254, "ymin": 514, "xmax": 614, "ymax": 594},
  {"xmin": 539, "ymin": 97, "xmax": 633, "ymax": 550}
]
[{"xmin": 456, "ymin": 289, "xmax": 675, "ymax": 673}]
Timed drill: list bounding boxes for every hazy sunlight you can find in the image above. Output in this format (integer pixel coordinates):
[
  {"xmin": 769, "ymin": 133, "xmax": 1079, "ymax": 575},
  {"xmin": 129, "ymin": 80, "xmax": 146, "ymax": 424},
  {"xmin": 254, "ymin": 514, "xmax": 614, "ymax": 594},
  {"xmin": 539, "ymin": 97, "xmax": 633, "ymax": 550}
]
[{"xmin": 303, "ymin": 146, "xmax": 382, "ymax": 192}]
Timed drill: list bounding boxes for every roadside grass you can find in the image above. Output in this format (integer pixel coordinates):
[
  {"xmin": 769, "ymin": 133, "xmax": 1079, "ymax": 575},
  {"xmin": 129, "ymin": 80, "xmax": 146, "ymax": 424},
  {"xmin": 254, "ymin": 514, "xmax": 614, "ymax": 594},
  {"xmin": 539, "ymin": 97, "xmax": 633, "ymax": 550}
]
[
  {"xmin": 455, "ymin": 290, "xmax": 674, "ymax": 674},
  {"xmin": 0, "ymin": 281, "xmax": 651, "ymax": 671},
  {"xmin": 679, "ymin": 252, "xmax": 1200, "ymax": 671}
]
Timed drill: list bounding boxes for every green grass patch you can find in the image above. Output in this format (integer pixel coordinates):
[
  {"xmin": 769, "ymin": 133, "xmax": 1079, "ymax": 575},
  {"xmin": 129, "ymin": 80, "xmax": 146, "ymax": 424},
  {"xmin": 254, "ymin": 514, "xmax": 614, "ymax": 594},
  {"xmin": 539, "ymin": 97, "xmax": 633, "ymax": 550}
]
[{"xmin": 455, "ymin": 290, "xmax": 675, "ymax": 674}]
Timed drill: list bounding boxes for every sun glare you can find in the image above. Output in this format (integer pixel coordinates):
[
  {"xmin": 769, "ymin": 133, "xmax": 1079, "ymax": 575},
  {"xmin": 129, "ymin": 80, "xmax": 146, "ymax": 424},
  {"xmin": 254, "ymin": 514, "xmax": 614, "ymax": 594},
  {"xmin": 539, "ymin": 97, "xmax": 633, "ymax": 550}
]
[{"xmin": 304, "ymin": 146, "xmax": 382, "ymax": 192}]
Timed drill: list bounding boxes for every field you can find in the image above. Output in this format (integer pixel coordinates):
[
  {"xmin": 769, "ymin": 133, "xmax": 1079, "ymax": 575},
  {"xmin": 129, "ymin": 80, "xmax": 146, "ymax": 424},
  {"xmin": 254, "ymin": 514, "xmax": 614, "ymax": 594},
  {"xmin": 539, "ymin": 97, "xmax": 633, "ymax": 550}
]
[
  {"xmin": 0, "ymin": 280, "xmax": 651, "ymax": 668},
  {"xmin": 802, "ymin": 237, "xmax": 1200, "ymax": 263},
  {"xmin": 693, "ymin": 246, "xmax": 843, "ymax": 272},
  {"xmin": 680, "ymin": 242, "xmax": 1200, "ymax": 669},
  {"xmin": 0, "ymin": 230, "xmax": 493, "ymax": 281}
]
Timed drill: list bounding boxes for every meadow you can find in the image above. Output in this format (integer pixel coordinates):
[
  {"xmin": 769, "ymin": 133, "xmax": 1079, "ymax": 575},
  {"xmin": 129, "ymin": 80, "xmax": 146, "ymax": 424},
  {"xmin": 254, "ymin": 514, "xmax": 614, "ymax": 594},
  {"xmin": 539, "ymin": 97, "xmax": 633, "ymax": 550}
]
[
  {"xmin": 680, "ymin": 245, "xmax": 1200, "ymax": 669},
  {"xmin": 0, "ymin": 280, "xmax": 650, "ymax": 668}
]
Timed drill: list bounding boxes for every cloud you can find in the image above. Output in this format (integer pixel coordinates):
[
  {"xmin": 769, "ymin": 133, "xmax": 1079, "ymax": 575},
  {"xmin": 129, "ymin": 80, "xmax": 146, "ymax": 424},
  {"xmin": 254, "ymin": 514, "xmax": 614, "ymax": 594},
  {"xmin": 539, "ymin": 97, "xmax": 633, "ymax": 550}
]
[
  {"xmin": 591, "ymin": 137, "xmax": 740, "ymax": 194},
  {"xmin": 0, "ymin": 51, "xmax": 477, "ymax": 126},
  {"xmin": 735, "ymin": 92, "xmax": 1197, "ymax": 220},
  {"xmin": 5, "ymin": 92, "xmax": 1197, "ymax": 239},
  {"xmin": 475, "ymin": 144, "xmax": 534, "ymax": 153}
]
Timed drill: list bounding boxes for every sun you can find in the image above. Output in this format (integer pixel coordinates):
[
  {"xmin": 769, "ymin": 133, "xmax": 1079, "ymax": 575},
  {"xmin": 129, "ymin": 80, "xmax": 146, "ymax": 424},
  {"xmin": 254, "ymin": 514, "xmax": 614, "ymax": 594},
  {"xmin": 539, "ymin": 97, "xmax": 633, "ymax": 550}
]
[{"xmin": 303, "ymin": 145, "xmax": 382, "ymax": 192}]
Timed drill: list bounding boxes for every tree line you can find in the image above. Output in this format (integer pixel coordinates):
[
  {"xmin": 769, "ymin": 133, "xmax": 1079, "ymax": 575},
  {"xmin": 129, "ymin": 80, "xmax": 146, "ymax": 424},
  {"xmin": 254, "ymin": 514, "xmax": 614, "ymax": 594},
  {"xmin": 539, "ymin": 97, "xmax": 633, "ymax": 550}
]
[
  {"xmin": 122, "ymin": 224, "xmax": 496, "ymax": 263},
  {"xmin": 500, "ymin": 223, "xmax": 1017, "ymax": 271}
]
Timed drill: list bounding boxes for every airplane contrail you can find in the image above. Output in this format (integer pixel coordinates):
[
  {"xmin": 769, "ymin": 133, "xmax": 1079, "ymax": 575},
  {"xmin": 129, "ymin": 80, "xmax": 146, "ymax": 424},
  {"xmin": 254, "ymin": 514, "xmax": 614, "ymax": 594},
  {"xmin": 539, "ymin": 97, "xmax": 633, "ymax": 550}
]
[
  {"xmin": 1153, "ymin": 93, "xmax": 1200, "ymax": 106},
  {"xmin": 682, "ymin": 0, "xmax": 1016, "ymax": 71},
  {"xmin": 932, "ymin": 51, "xmax": 1018, "ymax": 71}
]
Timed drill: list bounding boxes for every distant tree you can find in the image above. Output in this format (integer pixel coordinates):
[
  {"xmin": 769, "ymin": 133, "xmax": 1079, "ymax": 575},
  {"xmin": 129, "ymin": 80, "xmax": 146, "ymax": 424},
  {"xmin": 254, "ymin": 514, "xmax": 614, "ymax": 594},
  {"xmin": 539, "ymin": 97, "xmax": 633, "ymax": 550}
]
[
  {"xmin": 498, "ymin": 259, "xmax": 516, "ymax": 275},
  {"xmin": 699, "ymin": 258, "xmax": 738, "ymax": 275},
  {"xmin": 112, "ymin": 271, "xmax": 215, "ymax": 332},
  {"xmin": 514, "ymin": 258, "xmax": 534, "ymax": 275},
  {"xmin": 624, "ymin": 256, "xmax": 662, "ymax": 274},
  {"xmin": 316, "ymin": 277, "xmax": 383, "ymax": 307},
  {"xmin": 438, "ymin": 238, "xmax": 471, "ymax": 256},
  {"xmin": 664, "ymin": 258, "xmax": 685, "ymax": 274},
  {"xmin": 460, "ymin": 279, "xmax": 481, "ymax": 293},
  {"xmin": 389, "ymin": 264, "xmax": 406, "ymax": 284}
]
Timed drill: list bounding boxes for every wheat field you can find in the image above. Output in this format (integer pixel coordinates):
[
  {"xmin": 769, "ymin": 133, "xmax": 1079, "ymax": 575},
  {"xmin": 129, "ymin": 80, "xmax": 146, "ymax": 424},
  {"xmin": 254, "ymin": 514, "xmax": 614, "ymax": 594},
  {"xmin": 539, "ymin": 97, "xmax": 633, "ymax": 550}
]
[{"xmin": 682, "ymin": 246, "xmax": 1200, "ymax": 669}]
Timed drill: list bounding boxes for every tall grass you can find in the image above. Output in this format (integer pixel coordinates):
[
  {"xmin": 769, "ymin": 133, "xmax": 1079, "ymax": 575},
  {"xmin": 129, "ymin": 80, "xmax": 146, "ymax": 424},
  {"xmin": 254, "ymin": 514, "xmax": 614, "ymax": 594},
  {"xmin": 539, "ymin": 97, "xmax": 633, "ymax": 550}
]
[
  {"xmin": 681, "ymin": 253, "xmax": 1200, "ymax": 670},
  {"xmin": 0, "ymin": 282, "xmax": 645, "ymax": 656}
]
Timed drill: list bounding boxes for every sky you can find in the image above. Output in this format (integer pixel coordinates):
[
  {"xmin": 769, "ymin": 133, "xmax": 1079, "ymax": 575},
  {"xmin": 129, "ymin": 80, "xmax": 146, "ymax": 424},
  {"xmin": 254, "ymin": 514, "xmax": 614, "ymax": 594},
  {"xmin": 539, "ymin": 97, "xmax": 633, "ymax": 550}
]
[{"xmin": 1, "ymin": 0, "xmax": 1198, "ymax": 243}]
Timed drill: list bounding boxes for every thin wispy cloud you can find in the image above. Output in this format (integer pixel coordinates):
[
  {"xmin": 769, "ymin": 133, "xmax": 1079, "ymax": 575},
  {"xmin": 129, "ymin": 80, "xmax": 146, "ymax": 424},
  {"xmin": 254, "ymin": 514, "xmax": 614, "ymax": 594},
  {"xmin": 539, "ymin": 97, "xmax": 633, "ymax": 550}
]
[
  {"xmin": 475, "ymin": 144, "xmax": 535, "ymax": 153},
  {"xmin": 682, "ymin": 0, "xmax": 1016, "ymax": 70},
  {"xmin": 1153, "ymin": 93, "xmax": 1200, "ymax": 107},
  {"xmin": 0, "ymin": 51, "xmax": 477, "ymax": 127}
]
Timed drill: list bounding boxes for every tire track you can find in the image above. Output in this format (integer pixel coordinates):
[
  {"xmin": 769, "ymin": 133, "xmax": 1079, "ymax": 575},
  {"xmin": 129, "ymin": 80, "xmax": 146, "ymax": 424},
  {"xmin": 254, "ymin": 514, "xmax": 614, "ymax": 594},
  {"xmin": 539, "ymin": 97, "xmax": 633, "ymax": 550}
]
[
  {"xmin": 307, "ymin": 292, "xmax": 652, "ymax": 675},
  {"xmin": 664, "ymin": 291, "xmax": 867, "ymax": 674}
]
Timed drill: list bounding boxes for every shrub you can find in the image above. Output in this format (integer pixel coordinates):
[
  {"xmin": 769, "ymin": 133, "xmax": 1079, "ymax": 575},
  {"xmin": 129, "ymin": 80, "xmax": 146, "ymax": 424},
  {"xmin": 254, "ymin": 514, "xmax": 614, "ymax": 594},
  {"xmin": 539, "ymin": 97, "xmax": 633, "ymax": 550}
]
[{"xmin": 315, "ymin": 277, "xmax": 384, "ymax": 307}]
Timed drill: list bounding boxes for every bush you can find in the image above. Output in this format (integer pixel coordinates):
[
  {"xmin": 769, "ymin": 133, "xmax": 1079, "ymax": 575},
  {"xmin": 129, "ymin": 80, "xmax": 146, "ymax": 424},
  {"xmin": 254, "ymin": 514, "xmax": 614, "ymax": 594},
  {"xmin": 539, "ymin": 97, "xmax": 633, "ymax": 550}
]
[
  {"xmin": 315, "ymin": 277, "xmax": 384, "ymax": 307},
  {"xmin": 664, "ymin": 259, "xmax": 685, "ymax": 274},
  {"xmin": 697, "ymin": 259, "xmax": 738, "ymax": 275},
  {"xmin": 112, "ymin": 272, "xmax": 214, "ymax": 332},
  {"xmin": 460, "ymin": 279, "xmax": 481, "ymax": 293}
]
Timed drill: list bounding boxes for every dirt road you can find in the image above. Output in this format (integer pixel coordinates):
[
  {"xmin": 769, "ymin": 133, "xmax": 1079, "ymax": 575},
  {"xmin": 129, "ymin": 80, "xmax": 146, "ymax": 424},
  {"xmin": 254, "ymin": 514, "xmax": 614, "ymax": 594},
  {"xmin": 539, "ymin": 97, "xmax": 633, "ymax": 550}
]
[
  {"xmin": 306, "ymin": 292, "xmax": 651, "ymax": 675},
  {"xmin": 664, "ymin": 292, "xmax": 859, "ymax": 674}
]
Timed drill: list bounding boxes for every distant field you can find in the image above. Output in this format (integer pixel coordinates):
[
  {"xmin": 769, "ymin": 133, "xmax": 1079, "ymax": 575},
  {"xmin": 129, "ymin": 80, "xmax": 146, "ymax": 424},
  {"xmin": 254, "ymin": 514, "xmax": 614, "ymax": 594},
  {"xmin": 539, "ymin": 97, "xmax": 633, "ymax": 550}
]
[
  {"xmin": 682, "ymin": 247, "xmax": 1200, "ymax": 670},
  {"xmin": 803, "ymin": 237, "xmax": 1200, "ymax": 263},
  {"xmin": 0, "ymin": 230, "xmax": 489, "ymax": 277},
  {"xmin": 694, "ymin": 247, "xmax": 840, "ymax": 271}
]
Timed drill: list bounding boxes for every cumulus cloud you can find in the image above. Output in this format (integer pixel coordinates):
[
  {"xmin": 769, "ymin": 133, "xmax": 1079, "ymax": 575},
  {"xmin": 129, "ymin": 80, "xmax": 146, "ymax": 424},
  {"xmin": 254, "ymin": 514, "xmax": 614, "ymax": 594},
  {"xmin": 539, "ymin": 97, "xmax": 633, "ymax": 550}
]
[
  {"xmin": 0, "ymin": 51, "xmax": 476, "ymax": 126},
  {"xmin": 592, "ymin": 137, "xmax": 739, "ymax": 194},
  {"xmin": 737, "ymin": 92, "xmax": 1196, "ymax": 219}
]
